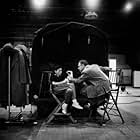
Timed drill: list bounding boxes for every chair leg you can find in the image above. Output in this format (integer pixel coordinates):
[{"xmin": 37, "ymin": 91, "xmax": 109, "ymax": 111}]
[
  {"xmin": 38, "ymin": 73, "xmax": 44, "ymax": 97},
  {"xmin": 88, "ymin": 110, "xmax": 93, "ymax": 120},
  {"xmin": 69, "ymin": 115, "xmax": 77, "ymax": 123},
  {"xmin": 110, "ymin": 93, "xmax": 125, "ymax": 124},
  {"xmin": 46, "ymin": 99, "xmax": 76, "ymax": 124},
  {"xmin": 103, "ymin": 101, "xmax": 111, "ymax": 120},
  {"xmin": 101, "ymin": 104, "xmax": 110, "ymax": 125},
  {"xmin": 46, "ymin": 104, "xmax": 61, "ymax": 124}
]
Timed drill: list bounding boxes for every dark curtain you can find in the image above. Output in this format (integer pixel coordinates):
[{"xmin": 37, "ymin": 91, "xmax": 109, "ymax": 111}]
[{"xmin": 31, "ymin": 22, "xmax": 109, "ymax": 96}]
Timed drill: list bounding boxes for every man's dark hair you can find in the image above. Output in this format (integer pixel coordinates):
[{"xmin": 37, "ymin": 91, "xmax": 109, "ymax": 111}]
[{"xmin": 79, "ymin": 59, "xmax": 88, "ymax": 66}]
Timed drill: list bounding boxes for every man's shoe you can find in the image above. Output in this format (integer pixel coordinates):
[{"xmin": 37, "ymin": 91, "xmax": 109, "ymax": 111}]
[
  {"xmin": 72, "ymin": 102, "xmax": 83, "ymax": 109},
  {"xmin": 84, "ymin": 103, "xmax": 91, "ymax": 110}
]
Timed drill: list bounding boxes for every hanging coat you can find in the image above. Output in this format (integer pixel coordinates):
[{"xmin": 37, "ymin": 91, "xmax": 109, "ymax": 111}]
[
  {"xmin": 0, "ymin": 44, "xmax": 17, "ymax": 107},
  {"xmin": 0, "ymin": 44, "xmax": 31, "ymax": 107}
]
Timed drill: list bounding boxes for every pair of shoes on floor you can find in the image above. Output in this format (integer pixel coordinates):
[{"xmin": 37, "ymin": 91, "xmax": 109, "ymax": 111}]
[{"xmin": 72, "ymin": 102, "xmax": 83, "ymax": 109}]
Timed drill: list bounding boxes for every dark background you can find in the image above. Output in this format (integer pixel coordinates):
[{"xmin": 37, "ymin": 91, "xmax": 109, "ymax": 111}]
[{"xmin": 0, "ymin": 0, "xmax": 140, "ymax": 68}]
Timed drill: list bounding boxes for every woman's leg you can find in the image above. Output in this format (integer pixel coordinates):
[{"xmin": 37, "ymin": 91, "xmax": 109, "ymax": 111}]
[
  {"xmin": 62, "ymin": 88, "xmax": 73, "ymax": 114},
  {"xmin": 68, "ymin": 83, "xmax": 76, "ymax": 100},
  {"xmin": 64, "ymin": 87, "xmax": 83, "ymax": 109},
  {"xmin": 68, "ymin": 84, "xmax": 83, "ymax": 109},
  {"xmin": 64, "ymin": 88, "xmax": 73, "ymax": 104}
]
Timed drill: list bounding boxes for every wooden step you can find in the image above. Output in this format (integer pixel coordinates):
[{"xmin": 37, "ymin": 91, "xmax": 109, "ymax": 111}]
[{"xmin": 53, "ymin": 113, "xmax": 71, "ymax": 116}]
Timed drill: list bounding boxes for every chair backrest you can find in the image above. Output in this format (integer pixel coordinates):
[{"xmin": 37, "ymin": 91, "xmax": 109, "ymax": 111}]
[
  {"xmin": 109, "ymin": 69, "xmax": 122, "ymax": 88},
  {"xmin": 108, "ymin": 69, "xmax": 123, "ymax": 103}
]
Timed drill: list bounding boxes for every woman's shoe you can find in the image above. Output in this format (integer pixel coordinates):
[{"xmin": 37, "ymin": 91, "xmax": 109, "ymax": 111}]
[
  {"xmin": 62, "ymin": 103, "xmax": 68, "ymax": 114},
  {"xmin": 72, "ymin": 102, "xmax": 83, "ymax": 109}
]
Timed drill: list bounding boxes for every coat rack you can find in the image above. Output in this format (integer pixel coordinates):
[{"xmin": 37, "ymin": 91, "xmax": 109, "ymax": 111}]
[{"xmin": 5, "ymin": 55, "xmax": 24, "ymax": 124}]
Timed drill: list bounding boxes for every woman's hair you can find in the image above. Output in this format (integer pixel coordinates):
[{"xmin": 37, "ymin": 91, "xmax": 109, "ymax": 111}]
[
  {"xmin": 53, "ymin": 64, "xmax": 62, "ymax": 71},
  {"xmin": 78, "ymin": 59, "xmax": 88, "ymax": 66}
]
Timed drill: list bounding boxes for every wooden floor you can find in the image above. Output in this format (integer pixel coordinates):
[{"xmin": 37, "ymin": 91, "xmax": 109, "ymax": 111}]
[{"xmin": 0, "ymin": 86, "xmax": 140, "ymax": 140}]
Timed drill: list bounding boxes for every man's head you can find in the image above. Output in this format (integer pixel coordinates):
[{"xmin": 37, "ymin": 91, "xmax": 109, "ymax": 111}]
[{"xmin": 78, "ymin": 59, "xmax": 88, "ymax": 72}]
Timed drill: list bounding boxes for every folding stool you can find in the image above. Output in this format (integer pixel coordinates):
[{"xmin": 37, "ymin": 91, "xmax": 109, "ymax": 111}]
[
  {"xmin": 88, "ymin": 88, "xmax": 111, "ymax": 126},
  {"xmin": 88, "ymin": 75, "xmax": 125, "ymax": 126}
]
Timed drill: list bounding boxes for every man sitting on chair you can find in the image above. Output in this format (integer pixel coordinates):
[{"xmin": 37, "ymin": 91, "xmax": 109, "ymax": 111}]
[
  {"xmin": 68, "ymin": 59, "xmax": 111, "ymax": 114},
  {"xmin": 51, "ymin": 65, "xmax": 83, "ymax": 114}
]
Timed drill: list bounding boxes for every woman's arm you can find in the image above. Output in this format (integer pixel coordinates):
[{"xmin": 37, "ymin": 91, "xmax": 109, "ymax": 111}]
[{"xmin": 52, "ymin": 78, "xmax": 69, "ymax": 85}]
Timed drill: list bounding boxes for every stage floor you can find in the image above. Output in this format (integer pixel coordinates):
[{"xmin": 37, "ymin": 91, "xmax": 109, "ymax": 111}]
[{"xmin": 0, "ymin": 86, "xmax": 140, "ymax": 140}]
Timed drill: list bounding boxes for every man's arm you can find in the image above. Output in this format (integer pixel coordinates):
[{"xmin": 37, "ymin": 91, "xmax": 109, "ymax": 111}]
[
  {"xmin": 68, "ymin": 73, "xmax": 89, "ymax": 84},
  {"xmin": 100, "ymin": 66, "xmax": 111, "ymax": 71}
]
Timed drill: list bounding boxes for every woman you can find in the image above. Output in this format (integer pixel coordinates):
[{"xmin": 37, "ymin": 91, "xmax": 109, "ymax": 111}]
[{"xmin": 51, "ymin": 65, "xmax": 83, "ymax": 114}]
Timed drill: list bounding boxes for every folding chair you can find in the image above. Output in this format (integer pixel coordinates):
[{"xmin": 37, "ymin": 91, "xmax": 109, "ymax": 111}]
[
  {"xmin": 88, "ymin": 88, "xmax": 111, "ymax": 126},
  {"xmin": 107, "ymin": 90, "xmax": 125, "ymax": 123},
  {"xmin": 109, "ymin": 69, "xmax": 121, "ymax": 102},
  {"xmin": 38, "ymin": 71, "xmax": 50, "ymax": 97},
  {"xmin": 46, "ymin": 72, "xmax": 76, "ymax": 124},
  {"xmin": 107, "ymin": 69, "xmax": 125, "ymax": 124}
]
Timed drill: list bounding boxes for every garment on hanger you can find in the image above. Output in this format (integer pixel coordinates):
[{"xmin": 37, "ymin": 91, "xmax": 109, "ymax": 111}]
[
  {"xmin": 11, "ymin": 45, "xmax": 31, "ymax": 106},
  {"xmin": 0, "ymin": 43, "xmax": 31, "ymax": 107},
  {"xmin": 0, "ymin": 43, "xmax": 17, "ymax": 107}
]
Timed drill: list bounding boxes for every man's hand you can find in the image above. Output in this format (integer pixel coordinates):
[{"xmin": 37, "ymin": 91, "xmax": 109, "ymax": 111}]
[{"xmin": 66, "ymin": 70, "xmax": 73, "ymax": 78}]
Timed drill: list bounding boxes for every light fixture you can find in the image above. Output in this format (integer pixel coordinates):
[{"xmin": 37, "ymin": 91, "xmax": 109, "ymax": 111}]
[
  {"xmin": 29, "ymin": 0, "xmax": 51, "ymax": 12},
  {"xmin": 123, "ymin": 1, "xmax": 134, "ymax": 13},
  {"xmin": 84, "ymin": 10, "xmax": 98, "ymax": 20},
  {"xmin": 82, "ymin": 0, "xmax": 101, "ymax": 10}
]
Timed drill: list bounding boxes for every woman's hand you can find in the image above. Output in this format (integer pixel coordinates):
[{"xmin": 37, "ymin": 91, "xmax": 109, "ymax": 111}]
[
  {"xmin": 67, "ymin": 76, "xmax": 73, "ymax": 82},
  {"xmin": 64, "ymin": 78, "xmax": 69, "ymax": 83}
]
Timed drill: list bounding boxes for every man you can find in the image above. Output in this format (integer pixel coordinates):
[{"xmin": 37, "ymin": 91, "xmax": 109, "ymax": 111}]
[
  {"xmin": 68, "ymin": 59, "xmax": 111, "ymax": 109},
  {"xmin": 51, "ymin": 65, "xmax": 83, "ymax": 114}
]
